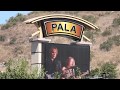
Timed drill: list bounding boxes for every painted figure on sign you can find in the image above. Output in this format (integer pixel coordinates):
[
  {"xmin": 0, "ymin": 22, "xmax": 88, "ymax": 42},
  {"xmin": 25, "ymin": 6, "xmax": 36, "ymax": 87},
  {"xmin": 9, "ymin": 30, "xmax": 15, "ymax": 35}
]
[
  {"xmin": 45, "ymin": 47, "xmax": 62, "ymax": 79},
  {"xmin": 61, "ymin": 56, "xmax": 89, "ymax": 79}
]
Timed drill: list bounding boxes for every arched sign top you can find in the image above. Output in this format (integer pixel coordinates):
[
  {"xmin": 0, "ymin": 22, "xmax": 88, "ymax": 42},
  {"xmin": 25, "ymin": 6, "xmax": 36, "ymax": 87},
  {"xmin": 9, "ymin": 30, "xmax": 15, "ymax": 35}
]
[
  {"xmin": 24, "ymin": 14, "xmax": 99, "ymax": 30},
  {"xmin": 25, "ymin": 14, "xmax": 99, "ymax": 41}
]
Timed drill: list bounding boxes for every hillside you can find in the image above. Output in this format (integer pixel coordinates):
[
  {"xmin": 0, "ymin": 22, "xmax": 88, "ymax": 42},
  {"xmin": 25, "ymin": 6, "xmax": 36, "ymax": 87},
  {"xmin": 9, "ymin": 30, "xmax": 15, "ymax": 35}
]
[{"xmin": 0, "ymin": 11, "xmax": 120, "ymax": 78}]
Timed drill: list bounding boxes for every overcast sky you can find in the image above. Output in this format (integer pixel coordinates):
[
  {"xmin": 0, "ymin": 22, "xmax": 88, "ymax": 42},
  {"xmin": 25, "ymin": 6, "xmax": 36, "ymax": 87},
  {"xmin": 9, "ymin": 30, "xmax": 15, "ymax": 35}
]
[{"xmin": 0, "ymin": 11, "xmax": 32, "ymax": 24}]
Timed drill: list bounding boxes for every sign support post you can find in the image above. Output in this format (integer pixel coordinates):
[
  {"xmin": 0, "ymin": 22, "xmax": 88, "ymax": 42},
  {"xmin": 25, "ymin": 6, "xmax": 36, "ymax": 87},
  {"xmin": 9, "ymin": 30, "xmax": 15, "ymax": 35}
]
[{"xmin": 30, "ymin": 23, "xmax": 51, "ymax": 75}]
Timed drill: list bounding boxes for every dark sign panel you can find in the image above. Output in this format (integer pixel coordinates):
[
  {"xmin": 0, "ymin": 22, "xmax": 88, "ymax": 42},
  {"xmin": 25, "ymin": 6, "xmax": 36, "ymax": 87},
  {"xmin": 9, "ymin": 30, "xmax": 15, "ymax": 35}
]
[{"xmin": 42, "ymin": 43, "xmax": 90, "ymax": 78}]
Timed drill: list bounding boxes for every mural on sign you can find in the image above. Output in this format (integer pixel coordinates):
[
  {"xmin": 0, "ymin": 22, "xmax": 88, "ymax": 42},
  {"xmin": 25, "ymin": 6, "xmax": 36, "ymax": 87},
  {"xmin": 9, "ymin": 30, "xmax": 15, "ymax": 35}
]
[{"xmin": 42, "ymin": 43, "xmax": 90, "ymax": 79}]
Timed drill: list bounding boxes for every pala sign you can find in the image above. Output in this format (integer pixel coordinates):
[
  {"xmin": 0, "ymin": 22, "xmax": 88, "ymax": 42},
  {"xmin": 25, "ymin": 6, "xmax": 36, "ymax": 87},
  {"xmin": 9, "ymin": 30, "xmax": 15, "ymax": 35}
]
[
  {"xmin": 25, "ymin": 14, "xmax": 99, "ymax": 41},
  {"xmin": 41, "ymin": 19, "xmax": 84, "ymax": 41}
]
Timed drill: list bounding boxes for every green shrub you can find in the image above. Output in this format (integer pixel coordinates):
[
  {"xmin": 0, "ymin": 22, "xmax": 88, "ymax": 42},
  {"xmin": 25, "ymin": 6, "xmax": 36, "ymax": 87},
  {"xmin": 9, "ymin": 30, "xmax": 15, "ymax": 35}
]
[
  {"xmin": 102, "ymin": 28, "xmax": 112, "ymax": 36},
  {"xmin": 1, "ymin": 13, "xmax": 26, "ymax": 30},
  {"xmin": 90, "ymin": 68, "xmax": 100, "ymax": 77},
  {"xmin": 112, "ymin": 17, "xmax": 120, "ymax": 27},
  {"xmin": 9, "ymin": 37, "xmax": 16, "ymax": 44},
  {"xmin": 84, "ymin": 31, "xmax": 94, "ymax": 39},
  {"xmin": 94, "ymin": 29, "xmax": 101, "ymax": 35},
  {"xmin": 100, "ymin": 38, "xmax": 113, "ymax": 51},
  {"xmin": 0, "ymin": 59, "xmax": 46, "ymax": 79},
  {"xmin": 0, "ymin": 35, "xmax": 6, "ymax": 41},
  {"xmin": 1, "ymin": 24, "xmax": 11, "ymax": 30},
  {"xmin": 53, "ymin": 72, "xmax": 62, "ymax": 79},
  {"xmin": 0, "ymin": 59, "xmax": 28, "ymax": 79},
  {"xmin": 83, "ymin": 28, "xmax": 100, "ymax": 43},
  {"xmin": 112, "ymin": 35, "xmax": 120, "ymax": 46},
  {"xmin": 14, "ymin": 46, "xmax": 23, "ymax": 54},
  {"xmin": 82, "ymin": 15, "xmax": 97, "ymax": 24},
  {"xmin": 90, "ymin": 51, "xmax": 94, "ymax": 61},
  {"xmin": 100, "ymin": 35, "xmax": 120, "ymax": 51},
  {"xmin": 100, "ymin": 62, "xmax": 117, "ymax": 79},
  {"xmin": 0, "ymin": 58, "xmax": 84, "ymax": 79},
  {"xmin": 84, "ymin": 31, "xmax": 95, "ymax": 42},
  {"xmin": 5, "ymin": 59, "xmax": 30, "ymax": 79},
  {"xmin": 89, "ymin": 62, "xmax": 117, "ymax": 79}
]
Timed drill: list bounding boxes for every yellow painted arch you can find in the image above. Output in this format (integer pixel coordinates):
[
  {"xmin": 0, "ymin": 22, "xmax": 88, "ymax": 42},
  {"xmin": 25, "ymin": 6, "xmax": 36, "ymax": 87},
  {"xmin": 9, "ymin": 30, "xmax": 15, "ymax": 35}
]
[{"xmin": 24, "ymin": 14, "xmax": 99, "ymax": 30}]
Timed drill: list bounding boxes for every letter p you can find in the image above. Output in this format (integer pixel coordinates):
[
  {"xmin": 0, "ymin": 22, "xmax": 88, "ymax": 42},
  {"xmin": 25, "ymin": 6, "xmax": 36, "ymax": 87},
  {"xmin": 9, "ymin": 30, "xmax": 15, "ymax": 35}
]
[{"xmin": 52, "ymin": 24, "xmax": 57, "ymax": 31}]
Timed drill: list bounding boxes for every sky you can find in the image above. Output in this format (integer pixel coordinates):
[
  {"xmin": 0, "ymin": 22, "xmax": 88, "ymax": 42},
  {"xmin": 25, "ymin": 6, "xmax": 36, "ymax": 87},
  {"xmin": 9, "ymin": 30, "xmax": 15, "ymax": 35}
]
[{"xmin": 0, "ymin": 11, "xmax": 32, "ymax": 24}]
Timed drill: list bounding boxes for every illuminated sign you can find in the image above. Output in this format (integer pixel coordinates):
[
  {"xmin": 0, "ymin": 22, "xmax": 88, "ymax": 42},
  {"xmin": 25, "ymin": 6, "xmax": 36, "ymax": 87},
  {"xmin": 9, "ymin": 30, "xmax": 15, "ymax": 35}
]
[
  {"xmin": 25, "ymin": 14, "xmax": 99, "ymax": 41},
  {"xmin": 41, "ymin": 18, "xmax": 84, "ymax": 41}
]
